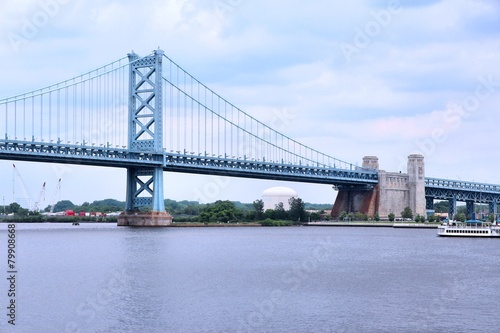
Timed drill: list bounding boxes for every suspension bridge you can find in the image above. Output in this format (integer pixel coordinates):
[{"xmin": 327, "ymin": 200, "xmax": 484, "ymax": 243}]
[{"xmin": 0, "ymin": 49, "xmax": 498, "ymax": 225}]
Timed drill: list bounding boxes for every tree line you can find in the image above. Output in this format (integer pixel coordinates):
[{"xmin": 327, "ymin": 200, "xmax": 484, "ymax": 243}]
[{"xmin": 1, "ymin": 197, "xmax": 331, "ymax": 224}]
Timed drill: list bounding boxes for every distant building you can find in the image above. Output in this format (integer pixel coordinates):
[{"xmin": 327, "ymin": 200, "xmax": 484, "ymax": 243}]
[{"xmin": 262, "ymin": 187, "xmax": 298, "ymax": 211}]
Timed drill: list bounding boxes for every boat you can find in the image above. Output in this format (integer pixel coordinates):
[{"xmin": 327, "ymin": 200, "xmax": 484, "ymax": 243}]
[{"xmin": 437, "ymin": 220, "xmax": 500, "ymax": 237}]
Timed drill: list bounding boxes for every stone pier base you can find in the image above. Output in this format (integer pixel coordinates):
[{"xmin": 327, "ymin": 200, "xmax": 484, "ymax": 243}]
[
  {"xmin": 331, "ymin": 186, "xmax": 379, "ymax": 219},
  {"xmin": 117, "ymin": 211, "xmax": 173, "ymax": 227}
]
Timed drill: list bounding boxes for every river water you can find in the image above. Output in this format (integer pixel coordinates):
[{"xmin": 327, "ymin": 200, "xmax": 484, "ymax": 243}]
[{"xmin": 0, "ymin": 223, "xmax": 498, "ymax": 333}]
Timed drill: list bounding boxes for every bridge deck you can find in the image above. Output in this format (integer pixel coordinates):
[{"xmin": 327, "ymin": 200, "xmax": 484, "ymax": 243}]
[{"xmin": 0, "ymin": 140, "xmax": 378, "ymax": 187}]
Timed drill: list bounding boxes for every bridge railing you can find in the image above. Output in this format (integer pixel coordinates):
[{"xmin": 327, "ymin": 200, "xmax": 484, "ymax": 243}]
[{"xmin": 426, "ymin": 177, "xmax": 500, "ymax": 193}]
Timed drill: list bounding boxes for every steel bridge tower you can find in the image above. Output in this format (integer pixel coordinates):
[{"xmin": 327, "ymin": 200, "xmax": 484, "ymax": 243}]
[{"xmin": 118, "ymin": 50, "xmax": 172, "ymax": 226}]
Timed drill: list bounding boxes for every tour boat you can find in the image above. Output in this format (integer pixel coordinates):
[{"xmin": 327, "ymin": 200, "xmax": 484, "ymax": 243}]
[{"xmin": 437, "ymin": 220, "xmax": 500, "ymax": 237}]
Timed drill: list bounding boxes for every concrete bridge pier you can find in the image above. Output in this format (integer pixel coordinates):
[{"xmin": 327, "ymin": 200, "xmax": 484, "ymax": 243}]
[{"xmin": 331, "ymin": 154, "xmax": 426, "ymax": 219}]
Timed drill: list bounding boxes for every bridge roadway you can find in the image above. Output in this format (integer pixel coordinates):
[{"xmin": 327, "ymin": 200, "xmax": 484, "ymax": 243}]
[
  {"xmin": 0, "ymin": 139, "xmax": 378, "ymax": 187},
  {"xmin": 3, "ymin": 139, "xmax": 500, "ymax": 204}
]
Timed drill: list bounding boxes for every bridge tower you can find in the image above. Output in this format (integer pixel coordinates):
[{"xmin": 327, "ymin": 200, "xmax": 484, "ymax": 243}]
[
  {"xmin": 118, "ymin": 50, "xmax": 172, "ymax": 226},
  {"xmin": 407, "ymin": 154, "xmax": 426, "ymax": 217}
]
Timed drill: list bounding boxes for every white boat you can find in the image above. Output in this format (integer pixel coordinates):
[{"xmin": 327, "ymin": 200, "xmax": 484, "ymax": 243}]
[{"xmin": 437, "ymin": 220, "xmax": 500, "ymax": 237}]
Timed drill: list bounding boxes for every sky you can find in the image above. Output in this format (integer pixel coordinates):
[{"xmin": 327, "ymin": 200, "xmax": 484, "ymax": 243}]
[{"xmin": 0, "ymin": 0, "xmax": 500, "ymax": 208}]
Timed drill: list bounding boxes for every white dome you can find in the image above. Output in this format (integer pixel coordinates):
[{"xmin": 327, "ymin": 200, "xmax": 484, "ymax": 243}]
[
  {"xmin": 262, "ymin": 186, "xmax": 298, "ymax": 197},
  {"xmin": 262, "ymin": 187, "xmax": 298, "ymax": 211}
]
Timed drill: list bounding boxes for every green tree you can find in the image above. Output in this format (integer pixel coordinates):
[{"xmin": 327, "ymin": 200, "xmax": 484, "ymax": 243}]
[
  {"xmin": 253, "ymin": 199, "xmax": 264, "ymax": 221},
  {"xmin": 388, "ymin": 213, "xmax": 395, "ymax": 222},
  {"xmin": 433, "ymin": 201, "xmax": 448, "ymax": 213},
  {"xmin": 199, "ymin": 200, "xmax": 238, "ymax": 223},
  {"xmin": 7, "ymin": 202, "xmax": 22, "ymax": 214},
  {"xmin": 275, "ymin": 202, "xmax": 287, "ymax": 220},
  {"xmin": 374, "ymin": 213, "xmax": 380, "ymax": 221},
  {"xmin": 264, "ymin": 209, "xmax": 276, "ymax": 220},
  {"xmin": 288, "ymin": 197, "xmax": 306, "ymax": 223},
  {"xmin": 355, "ymin": 212, "xmax": 366, "ymax": 221},
  {"xmin": 456, "ymin": 213, "xmax": 466, "ymax": 222},
  {"xmin": 339, "ymin": 211, "xmax": 347, "ymax": 221},
  {"xmin": 428, "ymin": 214, "xmax": 436, "ymax": 223},
  {"xmin": 488, "ymin": 213, "xmax": 495, "ymax": 222},
  {"xmin": 53, "ymin": 200, "xmax": 76, "ymax": 213},
  {"xmin": 401, "ymin": 206, "xmax": 413, "ymax": 219},
  {"xmin": 309, "ymin": 212, "xmax": 321, "ymax": 221}
]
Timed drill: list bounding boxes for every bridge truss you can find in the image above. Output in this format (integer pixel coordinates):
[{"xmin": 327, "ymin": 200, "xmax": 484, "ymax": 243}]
[{"xmin": 426, "ymin": 178, "xmax": 500, "ymax": 218}]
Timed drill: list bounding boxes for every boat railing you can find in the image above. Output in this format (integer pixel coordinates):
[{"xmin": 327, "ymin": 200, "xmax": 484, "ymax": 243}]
[{"xmin": 440, "ymin": 221, "xmax": 496, "ymax": 229}]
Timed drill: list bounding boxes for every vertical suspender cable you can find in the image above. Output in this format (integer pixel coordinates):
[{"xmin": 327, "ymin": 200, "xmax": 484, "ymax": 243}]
[
  {"xmin": 73, "ymin": 84, "xmax": 76, "ymax": 144},
  {"xmin": 40, "ymin": 95, "xmax": 43, "ymax": 141},
  {"xmin": 89, "ymin": 78, "xmax": 92, "ymax": 145},
  {"xmin": 191, "ymin": 75, "xmax": 194, "ymax": 154},
  {"xmin": 204, "ymin": 88, "xmax": 207, "ymax": 155},
  {"xmin": 23, "ymin": 98, "xmax": 26, "ymax": 140},
  {"xmin": 230, "ymin": 105, "xmax": 233, "ymax": 158},
  {"xmin": 211, "ymin": 93, "xmax": 213, "ymax": 155},
  {"xmin": 184, "ymin": 70, "xmax": 187, "ymax": 153},
  {"xmin": 217, "ymin": 97, "xmax": 220, "ymax": 156},
  {"xmin": 57, "ymin": 89, "xmax": 60, "ymax": 142},
  {"xmin": 176, "ymin": 66, "xmax": 181, "ymax": 150},
  {"xmin": 120, "ymin": 65, "xmax": 124, "ymax": 147},
  {"xmin": 197, "ymin": 82, "xmax": 200, "ymax": 154},
  {"xmin": 49, "ymin": 91, "xmax": 52, "ymax": 142},
  {"xmin": 81, "ymin": 79, "xmax": 84, "ymax": 144},
  {"xmin": 170, "ymin": 61, "xmax": 173, "ymax": 150},
  {"xmin": 4, "ymin": 103, "xmax": 7, "ymax": 139},
  {"xmin": 31, "ymin": 96, "xmax": 34, "ymax": 140},
  {"xmin": 65, "ymin": 87, "xmax": 68, "ymax": 144},
  {"xmin": 14, "ymin": 101, "xmax": 17, "ymax": 139},
  {"xmin": 224, "ymin": 102, "xmax": 227, "ymax": 158},
  {"xmin": 110, "ymin": 66, "xmax": 113, "ymax": 146}
]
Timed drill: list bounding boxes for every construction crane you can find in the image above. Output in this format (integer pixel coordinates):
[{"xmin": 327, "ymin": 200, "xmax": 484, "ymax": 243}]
[
  {"xmin": 49, "ymin": 179, "xmax": 62, "ymax": 213},
  {"xmin": 12, "ymin": 164, "xmax": 46, "ymax": 212},
  {"xmin": 34, "ymin": 182, "xmax": 46, "ymax": 212}
]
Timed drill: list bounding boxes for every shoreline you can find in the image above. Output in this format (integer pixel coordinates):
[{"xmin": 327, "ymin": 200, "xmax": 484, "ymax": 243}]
[
  {"xmin": 169, "ymin": 222, "xmax": 262, "ymax": 227},
  {"xmin": 0, "ymin": 221, "xmax": 439, "ymax": 228},
  {"xmin": 306, "ymin": 222, "xmax": 439, "ymax": 229}
]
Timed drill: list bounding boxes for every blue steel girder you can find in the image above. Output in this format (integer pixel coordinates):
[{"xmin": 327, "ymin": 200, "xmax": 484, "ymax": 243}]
[
  {"xmin": 426, "ymin": 196, "xmax": 434, "ymax": 210},
  {"xmin": 425, "ymin": 177, "xmax": 500, "ymax": 204},
  {"xmin": 0, "ymin": 140, "xmax": 164, "ymax": 168},
  {"xmin": 125, "ymin": 167, "xmax": 164, "ymax": 210},
  {"xmin": 489, "ymin": 202, "xmax": 497, "ymax": 215},
  {"xmin": 449, "ymin": 197, "xmax": 457, "ymax": 218},
  {"xmin": 425, "ymin": 187, "xmax": 500, "ymax": 204},
  {"xmin": 466, "ymin": 201, "xmax": 475, "ymax": 219},
  {"xmin": 163, "ymin": 153, "xmax": 378, "ymax": 186}
]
